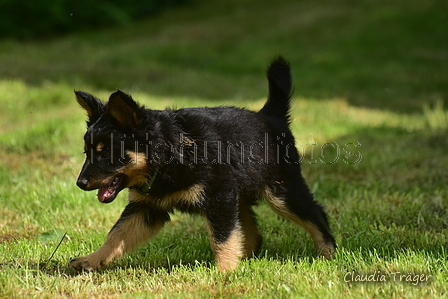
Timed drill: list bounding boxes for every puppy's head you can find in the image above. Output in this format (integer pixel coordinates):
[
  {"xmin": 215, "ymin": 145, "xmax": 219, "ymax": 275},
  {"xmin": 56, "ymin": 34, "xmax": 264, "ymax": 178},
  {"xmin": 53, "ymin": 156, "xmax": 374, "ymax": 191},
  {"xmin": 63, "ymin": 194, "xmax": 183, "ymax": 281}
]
[{"xmin": 75, "ymin": 90, "xmax": 151, "ymax": 203}]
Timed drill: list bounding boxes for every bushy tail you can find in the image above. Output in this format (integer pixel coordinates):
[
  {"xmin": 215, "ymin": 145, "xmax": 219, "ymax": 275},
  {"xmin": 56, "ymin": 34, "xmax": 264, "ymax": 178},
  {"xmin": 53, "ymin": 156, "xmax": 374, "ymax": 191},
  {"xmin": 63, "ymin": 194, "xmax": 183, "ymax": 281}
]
[{"xmin": 259, "ymin": 56, "xmax": 292, "ymax": 123}]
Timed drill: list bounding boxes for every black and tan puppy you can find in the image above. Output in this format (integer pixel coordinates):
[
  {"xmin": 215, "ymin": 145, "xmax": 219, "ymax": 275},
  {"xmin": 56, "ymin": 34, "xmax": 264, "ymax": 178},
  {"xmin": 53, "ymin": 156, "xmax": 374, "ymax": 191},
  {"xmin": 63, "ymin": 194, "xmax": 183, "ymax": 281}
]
[{"xmin": 70, "ymin": 57, "xmax": 336, "ymax": 272}]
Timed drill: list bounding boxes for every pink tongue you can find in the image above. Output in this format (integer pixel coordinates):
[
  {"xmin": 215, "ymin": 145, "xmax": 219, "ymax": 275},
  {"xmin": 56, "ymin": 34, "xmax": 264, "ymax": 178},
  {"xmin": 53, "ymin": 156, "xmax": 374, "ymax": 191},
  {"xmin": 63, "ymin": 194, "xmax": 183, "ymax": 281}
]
[{"xmin": 97, "ymin": 186, "xmax": 112, "ymax": 203}]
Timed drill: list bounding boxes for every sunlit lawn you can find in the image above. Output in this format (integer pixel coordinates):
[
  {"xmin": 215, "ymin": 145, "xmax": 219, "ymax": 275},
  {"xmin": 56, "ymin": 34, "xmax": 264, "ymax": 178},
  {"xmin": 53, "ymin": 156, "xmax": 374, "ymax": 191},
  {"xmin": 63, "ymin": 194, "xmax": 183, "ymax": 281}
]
[{"xmin": 0, "ymin": 0, "xmax": 447, "ymax": 297}]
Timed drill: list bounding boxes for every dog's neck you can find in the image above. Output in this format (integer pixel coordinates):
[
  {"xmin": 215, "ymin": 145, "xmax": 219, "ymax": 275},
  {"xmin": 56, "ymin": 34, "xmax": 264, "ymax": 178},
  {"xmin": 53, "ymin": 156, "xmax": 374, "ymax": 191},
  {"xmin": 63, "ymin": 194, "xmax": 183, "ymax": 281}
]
[{"xmin": 134, "ymin": 168, "xmax": 159, "ymax": 195}]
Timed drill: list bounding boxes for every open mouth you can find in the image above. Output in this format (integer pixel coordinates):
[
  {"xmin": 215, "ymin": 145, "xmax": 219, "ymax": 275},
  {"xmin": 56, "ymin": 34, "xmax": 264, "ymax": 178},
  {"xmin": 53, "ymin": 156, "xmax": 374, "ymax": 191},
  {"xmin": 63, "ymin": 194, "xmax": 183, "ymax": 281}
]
[{"xmin": 96, "ymin": 175, "xmax": 125, "ymax": 203}]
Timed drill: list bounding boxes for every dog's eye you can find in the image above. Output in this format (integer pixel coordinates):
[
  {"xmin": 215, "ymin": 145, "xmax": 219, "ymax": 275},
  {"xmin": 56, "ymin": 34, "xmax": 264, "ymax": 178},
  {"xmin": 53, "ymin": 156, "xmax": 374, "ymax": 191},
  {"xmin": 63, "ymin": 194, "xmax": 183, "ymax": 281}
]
[{"xmin": 101, "ymin": 150, "xmax": 111, "ymax": 159}]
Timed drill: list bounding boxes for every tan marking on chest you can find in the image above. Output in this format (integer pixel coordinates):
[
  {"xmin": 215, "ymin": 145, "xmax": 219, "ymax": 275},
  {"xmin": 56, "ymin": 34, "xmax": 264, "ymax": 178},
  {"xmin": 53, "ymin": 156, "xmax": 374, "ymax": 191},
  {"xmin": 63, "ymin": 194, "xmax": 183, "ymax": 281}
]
[{"xmin": 129, "ymin": 184, "xmax": 205, "ymax": 210}]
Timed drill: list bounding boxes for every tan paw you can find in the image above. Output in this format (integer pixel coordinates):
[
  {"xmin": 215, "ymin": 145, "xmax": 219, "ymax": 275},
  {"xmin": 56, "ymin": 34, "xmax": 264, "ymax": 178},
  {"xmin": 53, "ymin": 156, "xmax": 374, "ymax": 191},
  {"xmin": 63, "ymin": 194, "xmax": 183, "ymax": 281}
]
[{"xmin": 70, "ymin": 255, "xmax": 106, "ymax": 271}]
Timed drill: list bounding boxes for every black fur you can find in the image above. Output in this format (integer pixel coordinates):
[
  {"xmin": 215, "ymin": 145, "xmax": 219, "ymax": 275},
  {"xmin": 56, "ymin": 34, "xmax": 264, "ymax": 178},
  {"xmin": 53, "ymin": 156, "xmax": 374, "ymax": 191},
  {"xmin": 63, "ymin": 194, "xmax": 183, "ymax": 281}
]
[{"xmin": 71, "ymin": 56, "xmax": 336, "ymax": 272}]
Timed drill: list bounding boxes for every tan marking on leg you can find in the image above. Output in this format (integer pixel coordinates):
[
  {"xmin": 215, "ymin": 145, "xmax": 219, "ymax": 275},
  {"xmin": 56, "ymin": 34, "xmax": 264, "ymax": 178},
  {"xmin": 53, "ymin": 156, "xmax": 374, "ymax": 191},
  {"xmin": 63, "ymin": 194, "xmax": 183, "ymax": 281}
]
[
  {"xmin": 70, "ymin": 210, "xmax": 164, "ymax": 271},
  {"xmin": 262, "ymin": 188, "xmax": 335, "ymax": 260},
  {"xmin": 206, "ymin": 221, "xmax": 245, "ymax": 272},
  {"xmin": 239, "ymin": 203, "xmax": 262, "ymax": 258}
]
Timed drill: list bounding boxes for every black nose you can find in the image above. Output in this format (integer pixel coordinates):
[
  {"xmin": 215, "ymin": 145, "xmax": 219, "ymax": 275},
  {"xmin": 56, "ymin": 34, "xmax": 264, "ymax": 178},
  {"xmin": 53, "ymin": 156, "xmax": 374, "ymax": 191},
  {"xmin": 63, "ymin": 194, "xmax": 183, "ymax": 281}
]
[{"xmin": 77, "ymin": 178, "xmax": 89, "ymax": 190}]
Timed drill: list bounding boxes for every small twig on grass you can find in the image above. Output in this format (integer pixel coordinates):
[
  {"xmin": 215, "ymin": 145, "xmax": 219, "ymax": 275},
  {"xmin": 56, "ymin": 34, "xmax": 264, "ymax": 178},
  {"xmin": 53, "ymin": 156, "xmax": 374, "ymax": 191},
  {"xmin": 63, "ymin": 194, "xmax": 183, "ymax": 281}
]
[{"xmin": 42, "ymin": 232, "xmax": 67, "ymax": 269}]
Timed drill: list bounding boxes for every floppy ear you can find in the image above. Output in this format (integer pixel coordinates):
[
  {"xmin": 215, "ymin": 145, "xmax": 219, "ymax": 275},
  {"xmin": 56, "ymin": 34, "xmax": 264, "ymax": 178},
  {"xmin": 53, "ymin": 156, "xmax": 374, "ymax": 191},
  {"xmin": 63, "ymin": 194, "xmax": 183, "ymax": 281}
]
[
  {"xmin": 75, "ymin": 91, "xmax": 105, "ymax": 127},
  {"xmin": 108, "ymin": 90, "xmax": 139, "ymax": 128}
]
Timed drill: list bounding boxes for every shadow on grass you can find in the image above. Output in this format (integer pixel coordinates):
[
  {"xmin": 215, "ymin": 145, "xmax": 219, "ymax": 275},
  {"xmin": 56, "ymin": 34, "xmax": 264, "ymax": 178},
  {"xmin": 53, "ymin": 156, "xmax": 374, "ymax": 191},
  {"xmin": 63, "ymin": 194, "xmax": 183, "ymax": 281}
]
[{"xmin": 303, "ymin": 124, "xmax": 448, "ymax": 258}]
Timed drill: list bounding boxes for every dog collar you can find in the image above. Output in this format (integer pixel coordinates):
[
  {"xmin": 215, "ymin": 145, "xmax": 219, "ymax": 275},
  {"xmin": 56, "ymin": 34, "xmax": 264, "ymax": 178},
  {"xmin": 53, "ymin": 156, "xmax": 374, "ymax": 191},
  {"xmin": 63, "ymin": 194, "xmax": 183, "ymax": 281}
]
[{"xmin": 135, "ymin": 169, "xmax": 158, "ymax": 195}]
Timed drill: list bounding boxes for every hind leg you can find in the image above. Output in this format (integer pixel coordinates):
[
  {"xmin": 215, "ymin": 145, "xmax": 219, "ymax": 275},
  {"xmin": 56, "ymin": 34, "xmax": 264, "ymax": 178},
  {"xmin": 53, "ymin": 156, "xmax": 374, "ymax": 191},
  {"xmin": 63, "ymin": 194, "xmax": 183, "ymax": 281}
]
[{"xmin": 262, "ymin": 185, "xmax": 336, "ymax": 259}]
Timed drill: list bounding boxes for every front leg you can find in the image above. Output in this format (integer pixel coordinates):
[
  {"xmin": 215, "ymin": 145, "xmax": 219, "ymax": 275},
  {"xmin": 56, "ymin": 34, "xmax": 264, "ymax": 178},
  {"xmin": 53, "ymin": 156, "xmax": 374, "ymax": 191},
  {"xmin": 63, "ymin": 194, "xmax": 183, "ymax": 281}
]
[
  {"xmin": 70, "ymin": 202, "xmax": 170, "ymax": 271},
  {"xmin": 206, "ymin": 218, "xmax": 245, "ymax": 272},
  {"xmin": 205, "ymin": 190, "xmax": 245, "ymax": 272}
]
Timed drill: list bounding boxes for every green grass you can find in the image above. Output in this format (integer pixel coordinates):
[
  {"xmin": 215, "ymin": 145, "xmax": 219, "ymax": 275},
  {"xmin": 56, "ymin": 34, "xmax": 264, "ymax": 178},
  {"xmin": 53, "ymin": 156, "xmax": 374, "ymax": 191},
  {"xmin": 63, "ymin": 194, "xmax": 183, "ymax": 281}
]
[{"xmin": 0, "ymin": 0, "xmax": 447, "ymax": 297}]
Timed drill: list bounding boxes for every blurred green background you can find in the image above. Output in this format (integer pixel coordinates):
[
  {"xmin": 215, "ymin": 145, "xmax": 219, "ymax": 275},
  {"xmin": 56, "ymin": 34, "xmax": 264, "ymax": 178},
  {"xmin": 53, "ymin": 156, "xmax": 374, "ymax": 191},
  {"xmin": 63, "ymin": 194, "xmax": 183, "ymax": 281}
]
[
  {"xmin": 0, "ymin": 0, "xmax": 447, "ymax": 112},
  {"xmin": 0, "ymin": 0, "xmax": 193, "ymax": 39}
]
